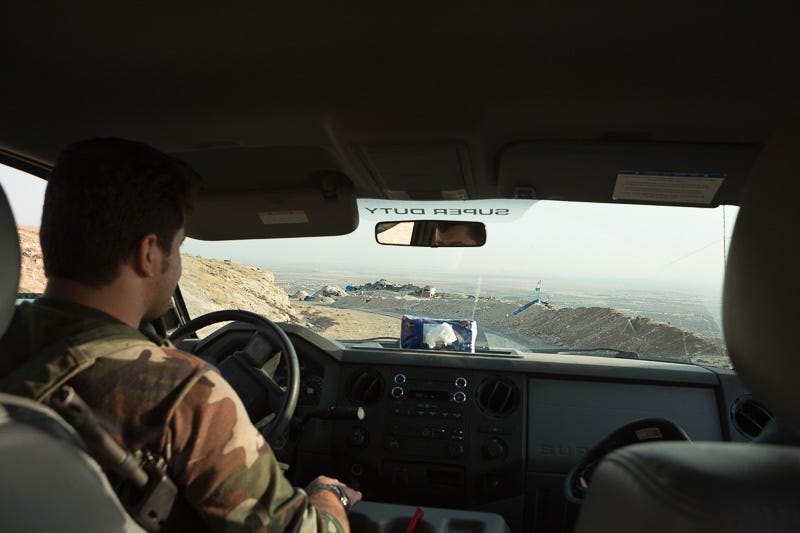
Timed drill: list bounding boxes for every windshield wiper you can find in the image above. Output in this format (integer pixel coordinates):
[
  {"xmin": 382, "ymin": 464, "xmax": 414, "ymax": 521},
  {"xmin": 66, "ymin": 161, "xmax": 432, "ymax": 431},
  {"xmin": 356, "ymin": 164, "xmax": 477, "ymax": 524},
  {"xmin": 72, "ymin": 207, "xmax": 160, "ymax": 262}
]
[
  {"xmin": 341, "ymin": 336, "xmax": 402, "ymax": 348},
  {"xmin": 545, "ymin": 347, "xmax": 640, "ymax": 359},
  {"xmin": 341, "ymin": 336, "xmax": 401, "ymax": 344}
]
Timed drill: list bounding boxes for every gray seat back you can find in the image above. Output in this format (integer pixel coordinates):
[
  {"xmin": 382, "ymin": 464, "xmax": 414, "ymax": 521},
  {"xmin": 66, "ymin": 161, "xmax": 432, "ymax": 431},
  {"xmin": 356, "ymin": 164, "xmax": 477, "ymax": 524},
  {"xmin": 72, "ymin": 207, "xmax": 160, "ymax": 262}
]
[
  {"xmin": 0, "ymin": 393, "xmax": 141, "ymax": 532},
  {"xmin": 576, "ymin": 130, "xmax": 800, "ymax": 532},
  {"xmin": 723, "ymin": 131, "xmax": 800, "ymax": 428}
]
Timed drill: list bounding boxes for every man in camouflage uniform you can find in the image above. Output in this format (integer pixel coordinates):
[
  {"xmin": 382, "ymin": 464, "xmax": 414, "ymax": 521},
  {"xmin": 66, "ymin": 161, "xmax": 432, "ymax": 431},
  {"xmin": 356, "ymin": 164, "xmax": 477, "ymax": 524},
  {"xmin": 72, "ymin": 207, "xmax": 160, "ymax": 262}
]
[{"xmin": 0, "ymin": 138, "xmax": 361, "ymax": 532}]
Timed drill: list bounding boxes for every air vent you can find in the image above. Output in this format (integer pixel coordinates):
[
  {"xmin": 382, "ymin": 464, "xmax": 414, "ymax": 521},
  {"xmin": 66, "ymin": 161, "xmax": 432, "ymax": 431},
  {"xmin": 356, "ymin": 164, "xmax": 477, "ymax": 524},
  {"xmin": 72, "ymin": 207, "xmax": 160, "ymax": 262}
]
[
  {"xmin": 731, "ymin": 396, "xmax": 773, "ymax": 440},
  {"xmin": 347, "ymin": 369, "xmax": 385, "ymax": 405},
  {"xmin": 477, "ymin": 376, "xmax": 520, "ymax": 417}
]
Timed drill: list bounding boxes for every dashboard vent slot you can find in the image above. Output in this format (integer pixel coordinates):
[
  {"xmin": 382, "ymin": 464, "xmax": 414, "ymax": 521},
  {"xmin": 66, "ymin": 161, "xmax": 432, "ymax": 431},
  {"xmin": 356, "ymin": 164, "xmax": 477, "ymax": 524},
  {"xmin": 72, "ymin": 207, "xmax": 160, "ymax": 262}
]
[
  {"xmin": 477, "ymin": 376, "xmax": 519, "ymax": 417},
  {"xmin": 731, "ymin": 396, "xmax": 773, "ymax": 440},
  {"xmin": 347, "ymin": 369, "xmax": 384, "ymax": 405}
]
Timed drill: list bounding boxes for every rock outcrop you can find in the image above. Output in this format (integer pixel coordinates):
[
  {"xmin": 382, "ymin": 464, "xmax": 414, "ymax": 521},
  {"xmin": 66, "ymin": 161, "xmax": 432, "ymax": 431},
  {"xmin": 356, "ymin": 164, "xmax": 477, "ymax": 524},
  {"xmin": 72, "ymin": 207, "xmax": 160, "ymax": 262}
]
[
  {"xmin": 313, "ymin": 285, "xmax": 347, "ymax": 298},
  {"xmin": 179, "ymin": 254, "xmax": 300, "ymax": 323}
]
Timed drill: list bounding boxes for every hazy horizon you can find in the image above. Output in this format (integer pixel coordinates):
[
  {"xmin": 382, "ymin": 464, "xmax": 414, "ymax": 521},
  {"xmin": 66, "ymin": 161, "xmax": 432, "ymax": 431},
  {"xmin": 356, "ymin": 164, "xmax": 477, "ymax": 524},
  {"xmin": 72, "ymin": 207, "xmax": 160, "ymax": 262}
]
[{"xmin": 2, "ymin": 163, "xmax": 737, "ymax": 297}]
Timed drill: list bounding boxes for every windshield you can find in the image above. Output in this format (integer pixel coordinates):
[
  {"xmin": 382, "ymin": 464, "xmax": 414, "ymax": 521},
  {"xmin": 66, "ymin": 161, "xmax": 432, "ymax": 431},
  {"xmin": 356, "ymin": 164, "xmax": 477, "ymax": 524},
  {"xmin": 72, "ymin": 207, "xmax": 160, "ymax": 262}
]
[
  {"xmin": 181, "ymin": 199, "xmax": 737, "ymax": 368},
  {"xmin": 2, "ymin": 159, "xmax": 734, "ymax": 369}
]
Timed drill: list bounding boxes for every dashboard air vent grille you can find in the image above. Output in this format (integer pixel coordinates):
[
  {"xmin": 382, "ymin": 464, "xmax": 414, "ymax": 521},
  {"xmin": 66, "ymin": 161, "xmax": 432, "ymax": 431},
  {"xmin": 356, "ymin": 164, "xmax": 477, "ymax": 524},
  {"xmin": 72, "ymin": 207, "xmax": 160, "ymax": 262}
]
[
  {"xmin": 731, "ymin": 396, "xmax": 773, "ymax": 440},
  {"xmin": 477, "ymin": 376, "xmax": 519, "ymax": 417},
  {"xmin": 347, "ymin": 369, "xmax": 384, "ymax": 405}
]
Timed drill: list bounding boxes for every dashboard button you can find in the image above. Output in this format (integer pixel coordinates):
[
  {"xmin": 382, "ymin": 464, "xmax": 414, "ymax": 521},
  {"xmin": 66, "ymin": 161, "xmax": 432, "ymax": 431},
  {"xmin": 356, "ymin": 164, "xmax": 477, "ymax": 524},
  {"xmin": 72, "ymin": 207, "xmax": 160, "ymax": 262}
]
[
  {"xmin": 448, "ymin": 443, "xmax": 465, "ymax": 458},
  {"xmin": 348, "ymin": 427, "xmax": 368, "ymax": 447}
]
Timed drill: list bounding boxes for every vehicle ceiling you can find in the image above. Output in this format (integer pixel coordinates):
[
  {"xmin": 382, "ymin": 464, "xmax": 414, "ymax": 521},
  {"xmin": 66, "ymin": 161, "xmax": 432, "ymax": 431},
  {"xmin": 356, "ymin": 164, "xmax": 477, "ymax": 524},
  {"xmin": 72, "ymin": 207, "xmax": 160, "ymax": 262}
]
[{"xmin": 1, "ymin": 3, "xmax": 798, "ymax": 210}]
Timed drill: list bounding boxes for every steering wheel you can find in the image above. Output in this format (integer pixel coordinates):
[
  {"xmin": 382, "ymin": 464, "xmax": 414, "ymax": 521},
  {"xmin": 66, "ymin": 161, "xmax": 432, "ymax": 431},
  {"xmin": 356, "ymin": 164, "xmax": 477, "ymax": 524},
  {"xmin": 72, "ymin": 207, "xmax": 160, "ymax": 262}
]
[
  {"xmin": 168, "ymin": 310, "xmax": 300, "ymax": 444},
  {"xmin": 564, "ymin": 418, "xmax": 690, "ymax": 504}
]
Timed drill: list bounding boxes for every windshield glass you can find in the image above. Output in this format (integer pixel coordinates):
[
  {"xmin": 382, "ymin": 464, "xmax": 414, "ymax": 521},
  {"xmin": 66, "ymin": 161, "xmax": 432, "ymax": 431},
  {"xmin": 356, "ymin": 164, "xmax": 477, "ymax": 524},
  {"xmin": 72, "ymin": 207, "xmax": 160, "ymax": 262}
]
[
  {"xmin": 2, "ymin": 158, "xmax": 734, "ymax": 370},
  {"xmin": 181, "ymin": 199, "xmax": 737, "ymax": 368}
]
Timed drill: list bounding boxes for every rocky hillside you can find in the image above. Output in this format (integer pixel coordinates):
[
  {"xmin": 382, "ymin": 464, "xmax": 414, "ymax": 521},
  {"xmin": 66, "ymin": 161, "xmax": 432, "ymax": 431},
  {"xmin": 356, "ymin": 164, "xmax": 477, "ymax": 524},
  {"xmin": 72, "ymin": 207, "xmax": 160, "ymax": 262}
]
[
  {"xmin": 332, "ymin": 293, "xmax": 727, "ymax": 366},
  {"xmin": 15, "ymin": 226, "xmax": 299, "ymax": 324},
  {"xmin": 179, "ymin": 254, "xmax": 299, "ymax": 324},
  {"xmin": 17, "ymin": 225, "xmax": 47, "ymax": 293}
]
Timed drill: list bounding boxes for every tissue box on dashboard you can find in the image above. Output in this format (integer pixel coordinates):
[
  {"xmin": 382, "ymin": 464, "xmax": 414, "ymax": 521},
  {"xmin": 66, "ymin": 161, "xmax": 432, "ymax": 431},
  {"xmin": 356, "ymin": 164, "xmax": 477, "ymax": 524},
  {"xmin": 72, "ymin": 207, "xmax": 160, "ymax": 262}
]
[{"xmin": 400, "ymin": 315, "xmax": 477, "ymax": 353}]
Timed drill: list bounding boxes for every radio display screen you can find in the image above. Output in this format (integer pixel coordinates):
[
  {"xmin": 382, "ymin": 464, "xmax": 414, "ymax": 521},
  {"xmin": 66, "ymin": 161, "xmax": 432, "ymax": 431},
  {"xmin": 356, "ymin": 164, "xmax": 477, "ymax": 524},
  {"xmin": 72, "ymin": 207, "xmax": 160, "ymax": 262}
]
[{"xmin": 409, "ymin": 390, "xmax": 450, "ymax": 401}]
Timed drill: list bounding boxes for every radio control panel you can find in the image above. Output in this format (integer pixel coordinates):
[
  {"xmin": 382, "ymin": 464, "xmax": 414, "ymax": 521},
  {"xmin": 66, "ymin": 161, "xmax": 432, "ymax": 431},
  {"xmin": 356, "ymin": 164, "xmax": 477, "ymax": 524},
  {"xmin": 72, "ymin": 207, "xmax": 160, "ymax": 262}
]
[
  {"xmin": 334, "ymin": 365, "xmax": 526, "ymax": 509},
  {"xmin": 382, "ymin": 372, "xmax": 471, "ymax": 459}
]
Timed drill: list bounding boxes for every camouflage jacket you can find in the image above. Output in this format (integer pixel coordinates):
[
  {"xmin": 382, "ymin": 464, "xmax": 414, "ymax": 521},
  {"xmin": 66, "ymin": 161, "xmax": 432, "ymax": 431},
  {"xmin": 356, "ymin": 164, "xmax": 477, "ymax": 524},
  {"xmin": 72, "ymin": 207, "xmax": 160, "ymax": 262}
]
[{"xmin": 0, "ymin": 298, "xmax": 344, "ymax": 533}]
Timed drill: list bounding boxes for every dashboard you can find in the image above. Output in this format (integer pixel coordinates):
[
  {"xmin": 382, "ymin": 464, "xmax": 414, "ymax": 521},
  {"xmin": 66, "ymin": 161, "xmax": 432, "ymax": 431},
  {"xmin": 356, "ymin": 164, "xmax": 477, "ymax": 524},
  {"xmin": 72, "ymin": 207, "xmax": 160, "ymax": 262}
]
[{"xmin": 182, "ymin": 322, "xmax": 761, "ymax": 533}]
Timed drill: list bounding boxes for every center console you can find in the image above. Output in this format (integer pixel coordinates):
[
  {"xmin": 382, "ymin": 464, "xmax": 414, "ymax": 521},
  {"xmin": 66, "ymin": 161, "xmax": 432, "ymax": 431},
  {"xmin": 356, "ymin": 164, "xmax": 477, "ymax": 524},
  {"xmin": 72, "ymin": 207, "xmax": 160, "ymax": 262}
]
[
  {"xmin": 330, "ymin": 365, "xmax": 526, "ymax": 512},
  {"xmin": 350, "ymin": 501, "xmax": 510, "ymax": 533}
]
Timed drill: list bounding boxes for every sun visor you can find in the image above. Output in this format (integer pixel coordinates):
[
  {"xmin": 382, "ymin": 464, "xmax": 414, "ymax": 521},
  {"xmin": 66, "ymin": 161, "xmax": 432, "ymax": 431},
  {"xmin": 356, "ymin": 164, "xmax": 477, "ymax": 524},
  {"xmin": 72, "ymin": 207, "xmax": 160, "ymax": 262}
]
[
  {"xmin": 498, "ymin": 142, "xmax": 760, "ymax": 206},
  {"xmin": 186, "ymin": 184, "xmax": 358, "ymax": 240},
  {"xmin": 176, "ymin": 145, "xmax": 358, "ymax": 239},
  {"xmin": 174, "ymin": 145, "xmax": 348, "ymax": 193},
  {"xmin": 356, "ymin": 144, "xmax": 475, "ymax": 200}
]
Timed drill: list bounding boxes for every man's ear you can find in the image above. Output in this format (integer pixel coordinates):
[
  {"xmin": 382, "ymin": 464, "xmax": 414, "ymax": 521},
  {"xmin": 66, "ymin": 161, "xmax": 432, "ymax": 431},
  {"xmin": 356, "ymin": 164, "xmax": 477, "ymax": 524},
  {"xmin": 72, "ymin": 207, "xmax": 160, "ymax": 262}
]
[{"xmin": 130, "ymin": 233, "xmax": 161, "ymax": 278}]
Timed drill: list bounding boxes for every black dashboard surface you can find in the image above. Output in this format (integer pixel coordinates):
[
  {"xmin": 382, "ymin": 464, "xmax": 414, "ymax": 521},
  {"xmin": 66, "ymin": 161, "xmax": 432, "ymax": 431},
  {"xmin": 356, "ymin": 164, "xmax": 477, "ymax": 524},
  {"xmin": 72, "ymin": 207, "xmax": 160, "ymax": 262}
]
[{"xmin": 184, "ymin": 322, "xmax": 758, "ymax": 533}]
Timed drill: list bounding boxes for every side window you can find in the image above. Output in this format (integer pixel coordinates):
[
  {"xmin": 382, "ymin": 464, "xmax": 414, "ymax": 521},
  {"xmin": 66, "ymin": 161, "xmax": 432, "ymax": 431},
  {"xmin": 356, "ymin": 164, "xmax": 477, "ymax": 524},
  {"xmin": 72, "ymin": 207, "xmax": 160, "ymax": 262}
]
[
  {"xmin": 0, "ymin": 163, "xmax": 47, "ymax": 298},
  {"xmin": 0, "ymin": 163, "xmax": 188, "ymax": 333}
]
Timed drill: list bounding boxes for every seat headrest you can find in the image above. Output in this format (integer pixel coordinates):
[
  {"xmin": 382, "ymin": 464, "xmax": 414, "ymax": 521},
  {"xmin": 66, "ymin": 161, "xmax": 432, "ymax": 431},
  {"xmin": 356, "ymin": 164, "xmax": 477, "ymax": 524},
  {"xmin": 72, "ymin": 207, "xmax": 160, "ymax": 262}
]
[
  {"xmin": 723, "ymin": 130, "xmax": 800, "ymax": 429},
  {"xmin": 0, "ymin": 184, "xmax": 21, "ymax": 335}
]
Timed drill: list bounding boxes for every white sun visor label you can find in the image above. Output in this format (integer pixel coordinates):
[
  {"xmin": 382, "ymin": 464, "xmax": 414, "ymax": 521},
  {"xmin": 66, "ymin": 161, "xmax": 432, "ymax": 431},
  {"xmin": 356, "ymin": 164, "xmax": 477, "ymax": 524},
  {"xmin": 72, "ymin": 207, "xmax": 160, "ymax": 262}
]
[
  {"xmin": 258, "ymin": 210, "xmax": 309, "ymax": 224},
  {"xmin": 613, "ymin": 171, "xmax": 725, "ymax": 204}
]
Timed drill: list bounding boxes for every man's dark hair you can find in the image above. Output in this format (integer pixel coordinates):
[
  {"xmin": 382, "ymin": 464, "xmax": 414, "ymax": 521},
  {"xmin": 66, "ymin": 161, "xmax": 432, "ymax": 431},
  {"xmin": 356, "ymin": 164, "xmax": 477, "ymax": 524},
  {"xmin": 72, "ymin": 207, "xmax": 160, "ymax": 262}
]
[
  {"xmin": 435, "ymin": 221, "xmax": 486, "ymax": 244},
  {"xmin": 40, "ymin": 138, "xmax": 201, "ymax": 287}
]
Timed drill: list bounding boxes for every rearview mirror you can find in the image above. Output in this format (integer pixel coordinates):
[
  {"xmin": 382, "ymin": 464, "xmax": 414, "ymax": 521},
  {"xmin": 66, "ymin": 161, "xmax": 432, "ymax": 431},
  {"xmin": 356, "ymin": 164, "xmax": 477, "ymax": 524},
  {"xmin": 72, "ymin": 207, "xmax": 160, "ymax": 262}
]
[{"xmin": 375, "ymin": 220, "xmax": 486, "ymax": 247}]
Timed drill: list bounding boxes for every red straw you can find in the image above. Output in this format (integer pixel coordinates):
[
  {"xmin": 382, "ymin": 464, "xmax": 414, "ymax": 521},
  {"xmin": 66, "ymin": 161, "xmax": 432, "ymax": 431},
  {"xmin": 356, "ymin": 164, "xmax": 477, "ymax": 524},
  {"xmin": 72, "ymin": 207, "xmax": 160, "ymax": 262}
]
[{"xmin": 406, "ymin": 507, "xmax": 424, "ymax": 533}]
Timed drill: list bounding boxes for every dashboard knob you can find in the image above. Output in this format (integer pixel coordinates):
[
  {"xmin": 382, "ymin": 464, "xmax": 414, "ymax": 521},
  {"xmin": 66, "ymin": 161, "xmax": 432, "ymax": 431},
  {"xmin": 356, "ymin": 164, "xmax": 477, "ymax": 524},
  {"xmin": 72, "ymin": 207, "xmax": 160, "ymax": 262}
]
[
  {"xmin": 394, "ymin": 373, "xmax": 407, "ymax": 385},
  {"xmin": 453, "ymin": 390, "xmax": 467, "ymax": 404},
  {"xmin": 349, "ymin": 427, "xmax": 368, "ymax": 447},
  {"xmin": 455, "ymin": 377, "xmax": 467, "ymax": 389},
  {"xmin": 391, "ymin": 386, "xmax": 405, "ymax": 399},
  {"xmin": 484, "ymin": 438, "xmax": 507, "ymax": 459},
  {"xmin": 448, "ymin": 443, "xmax": 465, "ymax": 458}
]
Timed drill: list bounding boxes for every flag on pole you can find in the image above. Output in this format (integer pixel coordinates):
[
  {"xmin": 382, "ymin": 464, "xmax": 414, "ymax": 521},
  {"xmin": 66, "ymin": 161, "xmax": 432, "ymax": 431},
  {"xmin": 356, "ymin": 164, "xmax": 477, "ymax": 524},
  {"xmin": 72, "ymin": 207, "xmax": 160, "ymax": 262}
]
[{"xmin": 515, "ymin": 280, "xmax": 548, "ymax": 315}]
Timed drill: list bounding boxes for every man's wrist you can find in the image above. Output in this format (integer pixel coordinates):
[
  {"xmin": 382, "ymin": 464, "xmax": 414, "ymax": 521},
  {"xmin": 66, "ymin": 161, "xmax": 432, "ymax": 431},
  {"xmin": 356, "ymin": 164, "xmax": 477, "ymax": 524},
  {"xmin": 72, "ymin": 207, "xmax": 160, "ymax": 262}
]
[{"xmin": 308, "ymin": 483, "xmax": 352, "ymax": 512}]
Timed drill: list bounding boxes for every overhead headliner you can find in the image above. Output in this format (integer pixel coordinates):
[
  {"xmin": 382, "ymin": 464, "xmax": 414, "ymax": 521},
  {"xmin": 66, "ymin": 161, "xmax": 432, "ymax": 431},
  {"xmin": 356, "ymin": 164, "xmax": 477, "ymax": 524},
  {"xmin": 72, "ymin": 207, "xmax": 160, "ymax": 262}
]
[{"xmin": 1, "ymin": 3, "xmax": 798, "ymax": 205}]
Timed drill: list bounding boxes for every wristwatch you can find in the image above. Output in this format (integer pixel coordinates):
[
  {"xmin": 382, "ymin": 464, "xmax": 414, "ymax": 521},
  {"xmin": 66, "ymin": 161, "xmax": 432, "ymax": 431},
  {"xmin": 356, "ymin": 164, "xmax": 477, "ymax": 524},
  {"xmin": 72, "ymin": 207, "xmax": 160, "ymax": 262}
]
[{"xmin": 308, "ymin": 483, "xmax": 352, "ymax": 512}]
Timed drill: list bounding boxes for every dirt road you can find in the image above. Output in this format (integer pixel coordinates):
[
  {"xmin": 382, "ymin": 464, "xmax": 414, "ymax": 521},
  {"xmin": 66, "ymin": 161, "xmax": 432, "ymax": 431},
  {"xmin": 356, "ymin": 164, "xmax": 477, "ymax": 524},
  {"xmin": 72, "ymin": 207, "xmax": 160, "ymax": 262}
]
[{"xmin": 293, "ymin": 301, "xmax": 401, "ymax": 340}]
